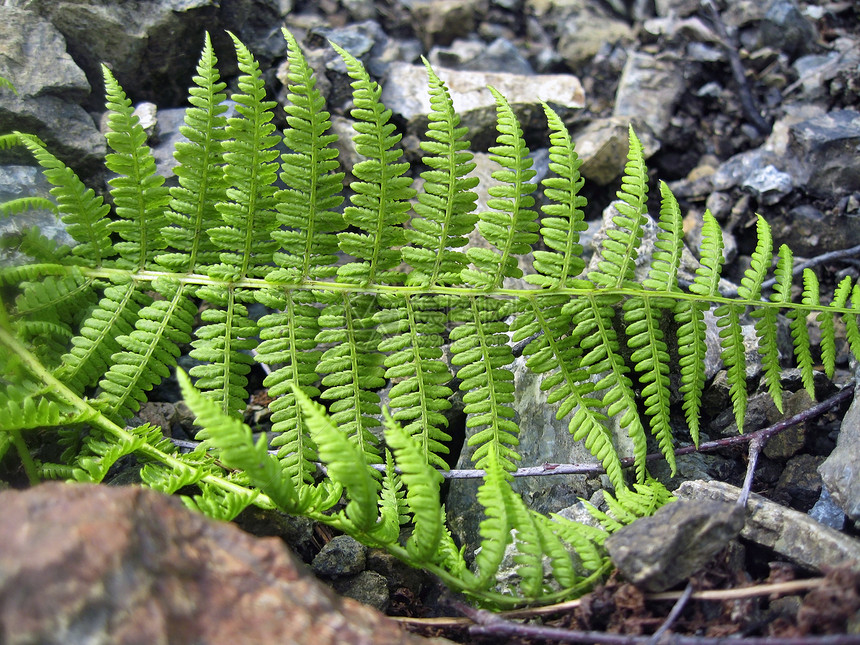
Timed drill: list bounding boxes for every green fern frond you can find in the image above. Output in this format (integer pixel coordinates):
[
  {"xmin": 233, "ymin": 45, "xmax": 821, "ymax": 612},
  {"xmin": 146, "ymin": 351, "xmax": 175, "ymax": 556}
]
[
  {"xmin": 294, "ymin": 384, "xmax": 380, "ymax": 533},
  {"xmin": 158, "ymin": 32, "xmax": 229, "ymax": 273},
  {"xmin": 316, "ymin": 292, "xmax": 385, "ymax": 465},
  {"xmin": 383, "ymin": 411, "xmax": 445, "ymax": 563},
  {"xmin": 332, "ymin": 42, "xmax": 415, "ymax": 286},
  {"xmin": 462, "ymin": 87, "xmax": 537, "ymax": 289},
  {"xmin": 183, "ymin": 480, "xmax": 259, "ymax": 522},
  {"xmin": 473, "ymin": 458, "xmax": 514, "ymax": 589},
  {"xmin": 55, "ymin": 283, "xmax": 148, "ymax": 394},
  {"xmin": 528, "ymin": 103, "xmax": 588, "ymax": 289},
  {"xmin": 178, "ymin": 368, "xmax": 299, "ymax": 511},
  {"xmin": 255, "ymin": 291, "xmax": 322, "ymax": 487},
  {"xmin": 404, "ymin": 60, "xmax": 478, "ymax": 287},
  {"xmin": 791, "ymin": 269, "xmax": 819, "ymax": 397},
  {"xmin": 272, "ymin": 29, "xmax": 345, "ymax": 283},
  {"xmin": 0, "ymin": 197, "xmax": 57, "ymax": 218},
  {"xmin": 16, "ymin": 134, "xmax": 113, "ymax": 265},
  {"xmin": 451, "ymin": 297, "xmax": 520, "ymax": 475},
  {"xmin": 102, "ymin": 65, "xmax": 169, "ymax": 270},
  {"xmin": 0, "ymin": 395, "xmax": 88, "ymax": 431},
  {"xmin": 96, "ymin": 279, "xmax": 196, "ymax": 421},
  {"xmin": 0, "ymin": 75, "xmax": 16, "ymax": 94},
  {"xmin": 589, "ymin": 127, "xmax": 647, "ymax": 290}
]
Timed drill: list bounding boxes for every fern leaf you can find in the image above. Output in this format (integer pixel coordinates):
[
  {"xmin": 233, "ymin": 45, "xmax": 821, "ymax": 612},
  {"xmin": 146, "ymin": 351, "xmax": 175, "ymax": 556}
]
[
  {"xmin": 16, "ymin": 134, "xmax": 113, "ymax": 265},
  {"xmin": 754, "ymin": 242, "xmax": 790, "ymax": 413},
  {"xmin": 375, "ymin": 450, "xmax": 408, "ymax": 545},
  {"xmin": 689, "ymin": 211, "xmax": 725, "ymax": 297},
  {"xmin": 404, "ymin": 59, "xmax": 478, "ymax": 287},
  {"xmin": 177, "ymin": 368, "xmax": 299, "ymax": 511},
  {"xmin": 375, "ymin": 293, "xmax": 453, "ymax": 469},
  {"xmin": 96, "ymin": 279, "xmax": 197, "ymax": 421},
  {"xmin": 589, "ymin": 127, "xmax": 647, "ymax": 290},
  {"xmin": 272, "ymin": 29, "xmax": 345, "ymax": 283},
  {"xmin": 845, "ymin": 283, "xmax": 860, "ymax": 359},
  {"xmin": 183, "ymin": 480, "xmax": 259, "ymax": 522},
  {"xmin": 158, "ymin": 32, "xmax": 229, "ymax": 273},
  {"xmin": 255, "ymin": 290, "xmax": 322, "ymax": 488},
  {"xmin": 473, "ymin": 458, "xmax": 514, "ymax": 589},
  {"xmin": 450, "ymin": 297, "xmax": 520, "ymax": 475},
  {"xmin": 102, "ymin": 65, "xmax": 169, "ymax": 269},
  {"xmin": 0, "ymin": 197, "xmax": 57, "ymax": 218},
  {"xmin": 383, "ymin": 411, "xmax": 445, "ymax": 563},
  {"xmin": 293, "ymin": 384, "xmax": 380, "ymax": 533},
  {"xmin": 190, "ymin": 34, "xmax": 279, "ymax": 416},
  {"xmin": 548, "ymin": 512, "xmax": 609, "ymax": 571},
  {"xmin": 462, "ymin": 87, "xmax": 537, "ymax": 289},
  {"xmin": 332, "ymin": 42, "xmax": 415, "ymax": 286},
  {"xmin": 529, "ymin": 103, "xmax": 588, "ymax": 289},
  {"xmin": 0, "ymin": 395, "xmax": 89, "ymax": 431},
  {"xmin": 791, "ymin": 268, "xmax": 819, "ymax": 397},
  {"xmin": 54, "ymin": 283, "xmax": 148, "ymax": 394},
  {"xmin": 623, "ymin": 295, "xmax": 675, "ymax": 473}
]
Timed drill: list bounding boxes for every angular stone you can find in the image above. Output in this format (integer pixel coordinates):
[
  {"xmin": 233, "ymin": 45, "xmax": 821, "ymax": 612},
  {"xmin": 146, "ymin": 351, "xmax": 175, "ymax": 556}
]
[
  {"xmin": 0, "ymin": 7, "xmax": 104, "ymax": 174},
  {"xmin": 404, "ymin": 0, "xmax": 488, "ymax": 49},
  {"xmin": 573, "ymin": 117, "xmax": 659, "ymax": 186},
  {"xmin": 313, "ymin": 534, "xmax": 368, "ymax": 578},
  {"xmin": 0, "ymin": 483, "xmax": 451, "ymax": 645},
  {"xmin": 677, "ymin": 480, "xmax": 860, "ymax": 574},
  {"xmin": 613, "ymin": 52, "xmax": 685, "ymax": 139},
  {"xmin": 820, "ymin": 380, "xmax": 860, "ymax": 521},
  {"xmin": 787, "ymin": 109, "xmax": 860, "ymax": 198},
  {"xmin": 557, "ymin": 8, "xmax": 634, "ymax": 70},
  {"xmin": 381, "ymin": 62, "xmax": 584, "ymax": 150},
  {"xmin": 605, "ymin": 500, "xmax": 745, "ymax": 592}
]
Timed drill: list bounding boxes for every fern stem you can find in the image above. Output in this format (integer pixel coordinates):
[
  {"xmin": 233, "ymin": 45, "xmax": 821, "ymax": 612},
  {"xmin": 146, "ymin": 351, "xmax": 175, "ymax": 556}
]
[{"xmin": 0, "ymin": 325, "xmax": 274, "ymax": 506}]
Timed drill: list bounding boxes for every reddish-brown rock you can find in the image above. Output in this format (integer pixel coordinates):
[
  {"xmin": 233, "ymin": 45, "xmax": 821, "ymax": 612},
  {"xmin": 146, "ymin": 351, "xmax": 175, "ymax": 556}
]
[{"xmin": 0, "ymin": 482, "xmax": 450, "ymax": 645}]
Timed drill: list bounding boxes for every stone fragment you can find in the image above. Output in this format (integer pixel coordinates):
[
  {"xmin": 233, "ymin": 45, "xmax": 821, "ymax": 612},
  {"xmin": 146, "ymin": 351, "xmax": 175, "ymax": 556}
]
[
  {"xmin": 313, "ymin": 534, "xmax": 368, "ymax": 578},
  {"xmin": 404, "ymin": 0, "xmax": 488, "ymax": 49},
  {"xmin": 557, "ymin": 8, "xmax": 634, "ymax": 70},
  {"xmin": 613, "ymin": 52, "xmax": 685, "ymax": 139},
  {"xmin": 809, "ymin": 486, "xmax": 846, "ymax": 531},
  {"xmin": 819, "ymin": 380, "xmax": 860, "ymax": 521},
  {"xmin": 677, "ymin": 480, "xmax": 860, "ymax": 574},
  {"xmin": 333, "ymin": 570, "xmax": 391, "ymax": 612},
  {"xmin": 760, "ymin": 0, "xmax": 816, "ymax": 59},
  {"xmin": 381, "ymin": 62, "xmax": 584, "ymax": 150},
  {"xmin": 787, "ymin": 109, "xmax": 860, "ymax": 198},
  {"xmin": 0, "ymin": 483, "xmax": 450, "ymax": 645},
  {"xmin": 0, "ymin": 7, "xmax": 104, "ymax": 174},
  {"xmin": 742, "ymin": 164, "xmax": 794, "ymax": 205},
  {"xmin": 573, "ymin": 117, "xmax": 659, "ymax": 186},
  {"xmin": 774, "ymin": 454, "xmax": 825, "ymax": 510},
  {"xmin": 605, "ymin": 500, "xmax": 745, "ymax": 592}
]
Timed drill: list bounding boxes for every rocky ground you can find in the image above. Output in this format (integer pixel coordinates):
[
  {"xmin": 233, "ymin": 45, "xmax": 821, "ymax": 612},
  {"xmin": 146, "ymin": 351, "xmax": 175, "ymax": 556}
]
[{"xmin": 1, "ymin": 0, "xmax": 860, "ymax": 643}]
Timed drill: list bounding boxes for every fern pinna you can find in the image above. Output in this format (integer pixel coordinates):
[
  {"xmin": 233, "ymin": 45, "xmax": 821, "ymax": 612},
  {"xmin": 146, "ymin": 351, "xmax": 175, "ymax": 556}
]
[{"xmin": 1, "ymin": 31, "xmax": 859, "ymax": 608}]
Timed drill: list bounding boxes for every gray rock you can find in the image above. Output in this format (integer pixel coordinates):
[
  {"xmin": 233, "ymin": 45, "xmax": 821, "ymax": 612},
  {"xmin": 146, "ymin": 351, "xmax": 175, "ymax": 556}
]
[
  {"xmin": 11, "ymin": 0, "xmax": 219, "ymax": 105},
  {"xmin": 809, "ymin": 485, "xmax": 846, "ymax": 531},
  {"xmin": 605, "ymin": 499, "xmax": 745, "ymax": 592},
  {"xmin": 613, "ymin": 52, "xmax": 685, "ymax": 140},
  {"xmin": 466, "ymin": 37, "xmax": 535, "ymax": 76},
  {"xmin": 312, "ymin": 534, "xmax": 368, "ymax": 578},
  {"xmin": 0, "ymin": 483, "xmax": 449, "ymax": 645},
  {"xmin": 677, "ymin": 479, "xmax": 860, "ymax": 574},
  {"xmin": 787, "ymin": 109, "xmax": 860, "ymax": 198},
  {"xmin": 573, "ymin": 117, "xmax": 659, "ymax": 186},
  {"xmin": 403, "ymin": 0, "xmax": 488, "ymax": 49},
  {"xmin": 769, "ymin": 204, "xmax": 860, "ymax": 258},
  {"xmin": 819, "ymin": 379, "xmax": 860, "ymax": 521},
  {"xmin": 557, "ymin": 7, "xmax": 634, "ymax": 70},
  {"xmin": 333, "ymin": 570, "xmax": 390, "ymax": 612},
  {"xmin": 0, "ymin": 7, "xmax": 104, "ymax": 174},
  {"xmin": 711, "ymin": 148, "xmax": 783, "ymax": 192},
  {"xmin": 760, "ymin": 0, "xmax": 816, "ymax": 59},
  {"xmin": 775, "ymin": 454, "xmax": 825, "ymax": 510},
  {"xmin": 381, "ymin": 63, "xmax": 585, "ymax": 151},
  {"xmin": 741, "ymin": 164, "xmax": 794, "ymax": 205}
]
